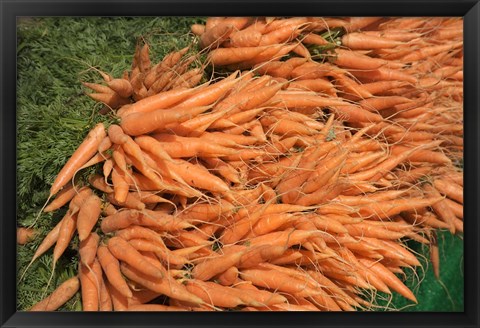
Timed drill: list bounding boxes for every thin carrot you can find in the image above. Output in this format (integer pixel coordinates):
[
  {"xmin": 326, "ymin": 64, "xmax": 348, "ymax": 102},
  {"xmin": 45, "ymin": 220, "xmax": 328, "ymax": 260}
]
[
  {"xmin": 79, "ymin": 232, "xmax": 100, "ymax": 266},
  {"xmin": 358, "ymin": 257, "xmax": 417, "ymax": 303},
  {"xmin": 50, "ymin": 123, "xmax": 106, "ymax": 197},
  {"xmin": 29, "ymin": 276, "xmax": 80, "ymax": 311},
  {"xmin": 107, "ymin": 236, "xmax": 163, "ymax": 279},
  {"xmin": 79, "ymin": 262, "xmax": 99, "ymax": 311},
  {"xmin": 44, "ymin": 182, "xmax": 77, "ymax": 212},
  {"xmin": 433, "ymin": 178, "xmax": 463, "ymax": 204},
  {"xmin": 120, "ymin": 262, "xmax": 204, "ymax": 305},
  {"xmin": 17, "ymin": 227, "xmax": 37, "ymax": 245},
  {"xmin": 97, "ymin": 245, "xmax": 133, "ymax": 298},
  {"xmin": 77, "ymin": 194, "xmax": 102, "ymax": 241}
]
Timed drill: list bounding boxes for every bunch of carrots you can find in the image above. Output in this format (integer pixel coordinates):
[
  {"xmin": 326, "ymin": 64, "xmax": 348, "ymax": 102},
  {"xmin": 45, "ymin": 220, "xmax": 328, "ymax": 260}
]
[{"xmin": 19, "ymin": 16, "xmax": 463, "ymax": 312}]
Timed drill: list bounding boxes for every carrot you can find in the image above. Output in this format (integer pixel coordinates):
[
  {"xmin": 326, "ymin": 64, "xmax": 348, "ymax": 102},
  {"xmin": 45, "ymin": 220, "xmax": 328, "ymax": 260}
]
[
  {"xmin": 111, "ymin": 165, "xmax": 130, "ymax": 203},
  {"xmin": 164, "ymin": 158, "xmax": 230, "ymax": 194},
  {"xmin": 356, "ymin": 196, "xmax": 444, "ymax": 221},
  {"xmin": 191, "ymin": 23, "xmax": 206, "ymax": 36},
  {"xmin": 128, "ymin": 238, "xmax": 189, "ymax": 267},
  {"xmin": 50, "ymin": 123, "xmax": 106, "ymax": 197},
  {"xmin": 358, "ymin": 257, "xmax": 417, "ymax": 303},
  {"xmin": 202, "ymin": 157, "xmax": 242, "ymax": 184},
  {"xmin": 430, "ymin": 231, "xmax": 440, "ymax": 279},
  {"xmin": 248, "ymin": 228, "xmax": 323, "ymax": 250},
  {"xmin": 200, "ymin": 23, "xmax": 235, "ymax": 49},
  {"xmin": 89, "ymin": 173, "xmax": 114, "ymax": 193},
  {"xmin": 302, "ymin": 150, "xmax": 348, "ymax": 194},
  {"xmin": 359, "ymin": 96, "xmax": 412, "ymax": 112},
  {"xmin": 228, "ymin": 43, "xmax": 298, "ymax": 69},
  {"xmin": 175, "ymin": 199, "xmax": 235, "ymax": 223},
  {"xmin": 98, "ymin": 277, "xmax": 113, "ymax": 312},
  {"xmin": 79, "ymin": 232, "xmax": 100, "ymax": 266},
  {"xmin": 115, "ymin": 226, "xmax": 173, "ymax": 256},
  {"xmin": 107, "ymin": 79, "xmax": 133, "ymax": 98},
  {"xmin": 184, "ymin": 280, "xmax": 244, "ymax": 308},
  {"xmin": 391, "ymin": 145, "xmax": 452, "ymax": 165},
  {"xmin": 350, "ymin": 141, "xmax": 440, "ymax": 182},
  {"xmin": 345, "ymin": 17, "xmax": 384, "ymax": 31},
  {"xmin": 29, "ymin": 276, "xmax": 80, "ymax": 311},
  {"xmin": 401, "ymin": 41, "xmax": 463, "ymax": 63},
  {"xmin": 259, "ymin": 23, "xmax": 305, "ymax": 46},
  {"xmin": 342, "ymin": 32, "xmax": 404, "ymax": 49},
  {"xmin": 150, "ymin": 134, "xmax": 237, "ymax": 158},
  {"xmin": 296, "ymin": 180, "xmax": 348, "ymax": 207},
  {"xmin": 230, "ymin": 28, "xmax": 263, "ymax": 48},
  {"xmin": 120, "ymin": 262, "xmax": 203, "ymax": 305},
  {"xmin": 361, "ymin": 80, "xmax": 408, "ymax": 95},
  {"xmin": 44, "ymin": 182, "xmax": 77, "ymax": 212},
  {"xmin": 237, "ymin": 245, "xmax": 286, "ymax": 269},
  {"xmin": 239, "ymin": 268, "xmax": 321, "ymax": 298},
  {"xmin": 118, "ymin": 87, "xmax": 196, "ymax": 117},
  {"xmin": 127, "ymin": 286, "xmax": 162, "ymax": 306},
  {"xmin": 19, "ymin": 217, "xmax": 65, "ymax": 282},
  {"xmin": 221, "ymin": 197, "xmax": 277, "ymax": 245},
  {"xmin": 216, "ymin": 267, "xmax": 239, "ymax": 286},
  {"xmin": 97, "ymin": 245, "xmax": 133, "ymax": 298},
  {"xmin": 106, "ymin": 192, "xmax": 145, "ymax": 211},
  {"xmin": 433, "ymin": 178, "xmax": 463, "ymax": 204},
  {"xmin": 79, "ymin": 262, "xmax": 100, "ymax": 311},
  {"xmin": 17, "ymin": 227, "xmax": 37, "ymax": 245},
  {"xmin": 82, "ymin": 81, "xmax": 115, "ymax": 94},
  {"xmin": 107, "ymin": 236, "xmax": 163, "ymax": 279},
  {"xmin": 444, "ymin": 198, "xmax": 463, "ymax": 219},
  {"xmin": 127, "ymin": 304, "xmax": 188, "ymax": 311},
  {"xmin": 423, "ymin": 184, "xmax": 457, "ymax": 234},
  {"xmin": 100, "ymin": 210, "xmax": 140, "ymax": 233},
  {"xmin": 174, "ymin": 72, "xmax": 240, "ymax": 109},
  {"xmin": 330, "ymin": 104, "xmax": 384, "ymax": 123},
  {"xmin": 105, "ymin": 281, "xmax": 128, "ymax": 311},
  {"xmin": 333, "ymin": 49, "xmax": 403, "ymax": 70},
  {"xmin": 351, "ymin": 67, "xmax": 417, "ymax": 84},
  {"xmin": 52, "ymin": 210, "xmax": 77, "ymax": 267},
  {"xmin": 77, "ymin": 194, "xmax": 102, "ymax": 241},
  {"xmin": 208, "ymin": 46, "xmax": 270, "ymax": 66},
  {"xmin": 120, "ymin": 104, "xmax": 211, "ymax": 136},
  {"xmin": 192, "ymin": 250, "xmax": 245, "ymax": 281}
]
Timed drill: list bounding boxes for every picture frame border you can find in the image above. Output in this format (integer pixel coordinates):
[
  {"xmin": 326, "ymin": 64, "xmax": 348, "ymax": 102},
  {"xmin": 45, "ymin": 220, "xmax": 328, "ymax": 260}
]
[{"xmin": 1, "ymin": 1, "xmax": 478, "ymax": 327}]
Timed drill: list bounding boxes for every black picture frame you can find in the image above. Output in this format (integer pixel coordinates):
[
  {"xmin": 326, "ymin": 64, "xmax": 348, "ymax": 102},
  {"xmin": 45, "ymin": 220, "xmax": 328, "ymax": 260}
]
[{"xmin": 1, "ymin": 1, "xmax": 479, "ymax": 327}]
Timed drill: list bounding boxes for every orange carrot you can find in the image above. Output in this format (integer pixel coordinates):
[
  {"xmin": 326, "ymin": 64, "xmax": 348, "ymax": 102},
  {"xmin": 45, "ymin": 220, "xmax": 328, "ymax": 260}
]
[
  {"xmin": 29, "ymin": 276, "xmax": 80, "ymax": 311},
  {"xmin": 120, "ymin": 262, "xmax": 203, "ymax": 305},
  {"xmin": 107, "ymin": 236, "xmax": 163, "ymax": 279},
  {"xmin": 79, "ymin": 262, "xmax": 99, "ymax": 311},
  {"xmin": 97, "ymin": 245, "xmax": 133, "ymax": 298},
  {"xmin": 192, "ymin": 250, "xmax": 245, "ymax": 281},
  {"xmin": 358, "ymin": 257, "xmax": 417, "ymax": 303},
  {"xmin": 433, "ymin": 178, "xmax": 463, "ymax": 204},
  {"xmin": 107, "ymin": 79, "xmax": 133, "ymax": 98},
  {"xmin": 120, "ymin": 105, "xmax": 211, "ymax": 136},
  {"xmin": 79, "ymin": 232, "xmax": 100, "ymax": 266},
  {"xmin": 199, "ymin": 23, "xmax": 235, "ymax": 49},
  {"xmin": 17, "ymin": 227, "xmax": 37, "ymax": 245},
  {"xmin": 44, "ymin": 182, "xmax": 77, "ymax": 212},
  {"xmin": 50, "ymin": 123, "xmax": 106, "ymax": 197},
  {"xmin": 53, "ymin": 210, "xmax": 77, "ymax": 266},
  {"xmin": 77, "ymin": 194, "xmax": 102, "ymax": 241},
  {"xmin": 423, "ymin": 184, "xmax": 457, "ymax": 234},
  {"xmin": 342, "ymin": 32, "xmax": 404, "ymax": 49}
]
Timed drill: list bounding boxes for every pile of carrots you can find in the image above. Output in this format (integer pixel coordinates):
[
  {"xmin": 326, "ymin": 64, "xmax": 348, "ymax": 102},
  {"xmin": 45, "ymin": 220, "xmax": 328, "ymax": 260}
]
[{"xmin": 20, "ymin": 16, "xmax": 463, "ymax": 312}]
